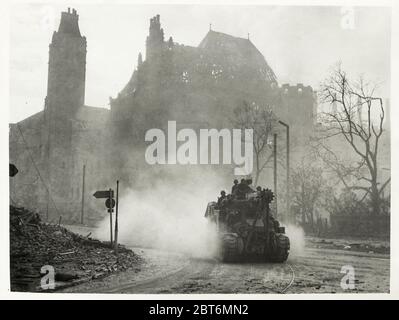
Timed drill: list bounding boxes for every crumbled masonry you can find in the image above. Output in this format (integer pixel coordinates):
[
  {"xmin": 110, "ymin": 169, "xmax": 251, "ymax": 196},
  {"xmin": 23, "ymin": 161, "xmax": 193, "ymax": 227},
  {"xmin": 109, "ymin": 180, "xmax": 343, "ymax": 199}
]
[{"xmin": 10, "ymin": 206, "xmax": 142, "ymax": 292}]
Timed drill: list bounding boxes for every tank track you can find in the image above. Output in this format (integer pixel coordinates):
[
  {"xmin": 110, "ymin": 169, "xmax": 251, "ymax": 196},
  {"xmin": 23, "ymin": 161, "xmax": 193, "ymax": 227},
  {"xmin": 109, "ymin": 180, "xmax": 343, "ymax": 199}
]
[
  {"xmin": 219, "ymin": 234, "xmax": 244, "ymax": 262},
  {"xmin": 269, "ymin": 233, "xmax": 290, "ymax": 263}
]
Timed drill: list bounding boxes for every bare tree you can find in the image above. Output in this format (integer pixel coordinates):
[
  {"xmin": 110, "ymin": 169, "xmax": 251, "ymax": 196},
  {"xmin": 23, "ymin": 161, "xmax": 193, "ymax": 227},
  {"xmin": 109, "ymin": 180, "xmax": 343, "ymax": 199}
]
[
  {"xmin": 232, "ymin": 101, "xmax": 276, "ymax": 186},
  {"xmin": 290, "ymin": 160, "xmax": 325, "ymax": 231},
  {"xmin": 315, "ymin": 64, "xmax": 390, "ymax": 215}
]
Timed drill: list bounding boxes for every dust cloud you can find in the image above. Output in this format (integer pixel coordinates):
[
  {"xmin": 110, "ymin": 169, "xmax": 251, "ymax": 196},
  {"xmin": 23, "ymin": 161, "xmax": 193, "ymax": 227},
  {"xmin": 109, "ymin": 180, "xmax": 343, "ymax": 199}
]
[
  {"xmin": 93, "ymin": 168, "xmax": 306, "ymax": 260},
  {"xmin": 93, "ymin": 169, "xmax": 226, "ymax": 258},
  {"xmin": 285, "ymin": 224, "xmax": 305, "ymax": 258}
]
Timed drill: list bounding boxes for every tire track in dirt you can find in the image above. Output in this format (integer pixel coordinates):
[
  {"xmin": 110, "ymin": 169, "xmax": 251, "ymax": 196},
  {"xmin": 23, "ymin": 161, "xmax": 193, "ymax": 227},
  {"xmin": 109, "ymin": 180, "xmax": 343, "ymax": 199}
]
[
  {"xmin": 62, "ymin": 246, "xmax": 389, "ymax": 293},
  {"xmin": 98, "ymin": 257, "xmax": 218, "ymax": 293}
]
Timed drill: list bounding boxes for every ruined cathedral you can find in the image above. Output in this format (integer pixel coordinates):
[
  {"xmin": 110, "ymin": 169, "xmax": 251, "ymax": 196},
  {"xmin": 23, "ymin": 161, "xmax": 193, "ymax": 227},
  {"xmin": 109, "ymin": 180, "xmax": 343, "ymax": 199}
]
[{"xmin": 9, "ymin": 9, "xmax": 316, "ymax": 224}]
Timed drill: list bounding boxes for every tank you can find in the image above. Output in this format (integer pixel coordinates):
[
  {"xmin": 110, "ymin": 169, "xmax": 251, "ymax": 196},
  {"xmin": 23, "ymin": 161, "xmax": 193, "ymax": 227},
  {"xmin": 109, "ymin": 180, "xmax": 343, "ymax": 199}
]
[{"xmin": 205, "ymin": 182, "xmax": 290, "ymax": 262}]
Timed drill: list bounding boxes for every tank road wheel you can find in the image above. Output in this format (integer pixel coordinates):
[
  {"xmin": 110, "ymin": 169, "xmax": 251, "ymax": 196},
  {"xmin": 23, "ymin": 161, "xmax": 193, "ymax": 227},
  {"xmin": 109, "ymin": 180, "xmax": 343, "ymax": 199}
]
[
  {"xmin": 269, "ymin": 234, "xmax": 290, "ymax": 263},
  {"xmin": 219, "ymin": 234, "xmax": 244, "ymax": 262}
]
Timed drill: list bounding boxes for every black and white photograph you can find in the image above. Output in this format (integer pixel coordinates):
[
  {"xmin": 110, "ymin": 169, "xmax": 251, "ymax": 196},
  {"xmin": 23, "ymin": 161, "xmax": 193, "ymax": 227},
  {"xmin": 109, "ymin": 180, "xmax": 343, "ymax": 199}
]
[{"xmin": 2, "ymin": 0, "xmax": 396, "ymax": 300}]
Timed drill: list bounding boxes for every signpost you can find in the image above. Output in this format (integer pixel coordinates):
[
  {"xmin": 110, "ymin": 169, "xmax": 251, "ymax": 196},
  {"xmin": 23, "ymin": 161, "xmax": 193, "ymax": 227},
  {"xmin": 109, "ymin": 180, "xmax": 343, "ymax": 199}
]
[
  {"xmin": 105, "ymin": 198, "xmax": 116, "ymax": 209},
  {"xmin": 93, "ymin": 185, "xmax": 120, "ymax": 251},
  {"xmin": 93, "ymin": 189, "xmax": 115, "ymax": 247},
  {"xmin": 108, "ymin": 188, "xmax": 113, "ymax": 246},
  {"xmin": 114, "ymin": 180, "xmax": 119, "ymax": 253}
]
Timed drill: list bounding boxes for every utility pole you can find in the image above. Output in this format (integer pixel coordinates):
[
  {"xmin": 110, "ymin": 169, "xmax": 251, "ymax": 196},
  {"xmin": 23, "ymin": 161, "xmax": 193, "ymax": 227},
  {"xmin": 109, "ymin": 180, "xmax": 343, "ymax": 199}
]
[
  {"xmin": 109, "ymin": 188, "xmax": 113, "ymax": 246},
  {"xmin": 114, "ymin": 180, "xmax": 119, "ymax": 253},
  {"xmin": 46, "ymin": 190, "xmax": 49, "ymax": 221},
  {"xmin": 278, "ymin": 121, "xmax": 290, "ymax": 221},
  {"xmin": 273, "ymin": 133, "xmax": 278, "ymax": 217},
  {"xmin": 286, "ymin": 126, "xmax": 290, "ymax": 220},
  {"xmin": 81, "ymin": 164, "xmax": 86, "ymax": 224}
]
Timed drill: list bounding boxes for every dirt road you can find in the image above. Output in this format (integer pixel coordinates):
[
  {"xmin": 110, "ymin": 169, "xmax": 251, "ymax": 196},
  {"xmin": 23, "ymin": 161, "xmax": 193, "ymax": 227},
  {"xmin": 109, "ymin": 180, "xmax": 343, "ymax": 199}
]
[{"xmin": 61, "ymin": 245, "xmax": 389, "ymax": 294}]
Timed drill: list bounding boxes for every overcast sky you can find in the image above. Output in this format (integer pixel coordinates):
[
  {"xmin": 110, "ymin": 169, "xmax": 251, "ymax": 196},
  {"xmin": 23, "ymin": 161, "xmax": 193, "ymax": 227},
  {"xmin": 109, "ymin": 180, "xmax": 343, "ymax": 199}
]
[{"xmin": 9, "ymin": 4, "xmax": 391, "ymax": 123}]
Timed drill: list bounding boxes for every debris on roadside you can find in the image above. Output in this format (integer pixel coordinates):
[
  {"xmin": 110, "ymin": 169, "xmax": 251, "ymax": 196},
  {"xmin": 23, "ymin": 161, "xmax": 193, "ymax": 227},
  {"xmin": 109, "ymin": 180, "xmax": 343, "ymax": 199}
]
[
  {"xmin": 10, "ymin": 206, "xmax": 142, "ymax": 292},
  {"xmin": 306, "ymin": 236, "xmax": 390, "ymax": 254}
]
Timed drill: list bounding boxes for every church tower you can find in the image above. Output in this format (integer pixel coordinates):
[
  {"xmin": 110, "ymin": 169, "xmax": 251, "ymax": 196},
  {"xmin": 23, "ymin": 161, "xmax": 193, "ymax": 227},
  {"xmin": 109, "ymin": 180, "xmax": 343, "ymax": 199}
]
[
  {"xmin": 145, "ymin": 14, "xmax": 164, "ymax": 61},
  {"xmin": 45, "ymin": 8, "xmax": 87, "ymax": 117},
  {"xmin": 41, "ymin": 8, "xmax": 87, "ymax": 219}
]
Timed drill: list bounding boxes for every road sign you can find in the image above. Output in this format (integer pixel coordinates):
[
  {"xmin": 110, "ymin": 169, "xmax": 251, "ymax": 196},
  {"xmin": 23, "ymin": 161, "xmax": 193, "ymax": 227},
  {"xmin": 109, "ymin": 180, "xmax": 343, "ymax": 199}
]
[
  {"xmin": 105, "ymin": 198, "xmax": 116, "ymax": 209},
  {"xmin": 9, "ymin": 164, "xmax": 18, "ymax": 177},
  {"xmin": 93, "ymin": 187, "xmax": 115, "ymax": 247},
  {"xmin": 93, "ymin": 190, "xmax": 114, "ymax": 199}
]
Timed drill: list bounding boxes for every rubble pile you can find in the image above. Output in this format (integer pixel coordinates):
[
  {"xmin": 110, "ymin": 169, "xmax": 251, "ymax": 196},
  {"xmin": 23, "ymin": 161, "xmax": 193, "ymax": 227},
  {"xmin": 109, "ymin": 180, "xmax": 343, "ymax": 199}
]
[{"xmin": 10, "ymin": 206, "xmax": 141, "ymax": 292}]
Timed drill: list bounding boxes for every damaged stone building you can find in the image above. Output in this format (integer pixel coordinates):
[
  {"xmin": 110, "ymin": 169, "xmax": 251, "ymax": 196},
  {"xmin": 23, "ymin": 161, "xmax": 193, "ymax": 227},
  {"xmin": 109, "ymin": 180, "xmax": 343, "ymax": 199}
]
[
  {"xmin": 9, "ymin": 9, "xmax": 111, "ymax": 224},
  {"xmin": 111, "ymin": 14, "xmax": 316, "ymax": 140},
  {"xmin": 9, "ymin": 9, "xmax": 317, "ymax": 224}
]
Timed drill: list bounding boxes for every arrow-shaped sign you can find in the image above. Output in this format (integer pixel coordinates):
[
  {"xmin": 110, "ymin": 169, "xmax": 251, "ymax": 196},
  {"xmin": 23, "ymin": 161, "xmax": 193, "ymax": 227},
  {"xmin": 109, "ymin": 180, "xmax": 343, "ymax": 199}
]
[
  {"xmin": 9, "ymin": 163, "xmax": 18, "ymax": 177},
  {"xmin": 93, "ymin": 190, "xmax": 114, "ymax": 199}
]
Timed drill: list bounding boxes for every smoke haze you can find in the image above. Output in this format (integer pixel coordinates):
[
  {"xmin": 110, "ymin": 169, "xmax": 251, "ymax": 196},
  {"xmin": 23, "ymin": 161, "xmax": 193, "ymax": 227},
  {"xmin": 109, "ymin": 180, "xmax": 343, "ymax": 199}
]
[
  {"xmin": 285, "ymin": 224, "xmax": 305, "ymax": 258},
  {"xmin": 93, "ymin": 167, "xmax": 305, "ymax": 261},
  {"xmin": 93, "ymin": 169, "xmax": 225, "ymax": 258}
]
